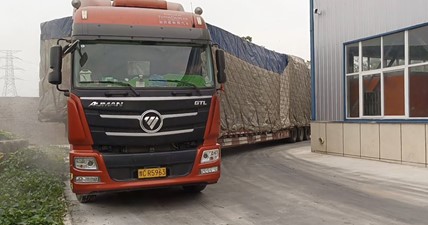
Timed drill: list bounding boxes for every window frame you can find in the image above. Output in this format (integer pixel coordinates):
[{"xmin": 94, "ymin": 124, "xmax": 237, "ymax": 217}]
[{"xmin": 344, "ymin": 26, "xmax": 428, "ymax": 120}]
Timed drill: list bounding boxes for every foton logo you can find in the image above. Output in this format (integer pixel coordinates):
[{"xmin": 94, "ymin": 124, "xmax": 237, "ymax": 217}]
[{"xmin": 88, "ymin": 101, "xmax": 124, "ymax": 108}]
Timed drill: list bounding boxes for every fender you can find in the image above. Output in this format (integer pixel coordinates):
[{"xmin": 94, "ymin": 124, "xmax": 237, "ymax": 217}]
[
  {"xmin": 203, "ymin": 94, "xmax": 221, "ymax": 146},
  {"xmin": 68, "ymin": 94, "xmax": 94, "ymax": 149}
]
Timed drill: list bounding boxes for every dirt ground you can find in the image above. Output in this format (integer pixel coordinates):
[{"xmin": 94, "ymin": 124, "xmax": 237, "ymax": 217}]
[{"xmin": 0, "ymin": 97, "xmax": 67, "ymax": 145}]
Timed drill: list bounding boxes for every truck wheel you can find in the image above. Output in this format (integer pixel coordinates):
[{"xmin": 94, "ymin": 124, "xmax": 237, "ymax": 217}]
[
  {"xmin": 297, "ymin": 127, "xmax": 304, "ymax": 142},
  {"xmin": 304, "ymin": 127, "xmax": 311, "ymax": 140},
  {"xmin": 182, "ymin": 184, "xmax": 207, "ymax": 193},
  {"xmin": 76, "ymin": 194, "xmax": 96, "ymax": 203},
  {"xmin": 288, "ymin": 128, "xmax": 298, "ymax": 143}
]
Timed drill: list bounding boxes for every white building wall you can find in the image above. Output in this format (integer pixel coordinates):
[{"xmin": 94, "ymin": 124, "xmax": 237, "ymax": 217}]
[
  {"xmin": 313, "ymin": 0, "xmax": 428, "ymax": 121},
  {"xmin": 312, "ymin": 121, "xmax": 428, "ymax": 166}
]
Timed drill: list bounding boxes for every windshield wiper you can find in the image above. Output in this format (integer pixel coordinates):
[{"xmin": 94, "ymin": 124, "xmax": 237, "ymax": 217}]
[
  {"xmin": 80, "ymin": 81, "xmax": 140, "ymax": 96},
  {"xmin": 149, "ymin": 79, "xmax": 201, "ymax": 88}
]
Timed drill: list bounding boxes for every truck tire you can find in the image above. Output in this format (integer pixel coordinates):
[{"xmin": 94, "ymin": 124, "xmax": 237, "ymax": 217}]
[
  {"xmin": 304, "ymin": 127, "xmax": 311, "ymax": 140},
  {"xmin": 76, "ymin": 194, "xmax": 96, "ymax": 203},
  {"xmin": 182, "ymin": 184, "xmax": 207, "ymax": 193},
  {"xmin": 288, "ymin": 127, "xmax": 298, "ymax": 143},
  {"xmin": 297, "ymin": 127, "xmax": 304, "ymax": 142}
]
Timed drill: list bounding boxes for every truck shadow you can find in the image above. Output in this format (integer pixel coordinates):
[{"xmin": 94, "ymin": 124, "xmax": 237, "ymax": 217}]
[
  {"xmin": 221, "ymin": 140, "xmax": 310, "ymax": 158},
  {"xmin": 85, "ymin": 187, "xmax": 205, "ymax": 207}
]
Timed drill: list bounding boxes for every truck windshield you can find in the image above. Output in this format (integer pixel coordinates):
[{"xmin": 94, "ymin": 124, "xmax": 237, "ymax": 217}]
[{"xmin": 73, "ymin": 41, "xmax": 215, "ymax": 89}]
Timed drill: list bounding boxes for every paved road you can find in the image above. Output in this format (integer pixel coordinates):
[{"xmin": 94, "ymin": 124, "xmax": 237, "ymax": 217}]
[{"xmin": 66, "ymin": 141, "xmax": 428, "ymax": 225}]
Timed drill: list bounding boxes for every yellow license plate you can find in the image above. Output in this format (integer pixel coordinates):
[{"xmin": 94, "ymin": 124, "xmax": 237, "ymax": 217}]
[{"xmin": 138, "ymin": 167, "xmax": 167, "ymax": 179}]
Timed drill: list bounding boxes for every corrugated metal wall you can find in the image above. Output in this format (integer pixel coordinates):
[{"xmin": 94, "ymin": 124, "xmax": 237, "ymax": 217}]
[{"xmin": 313, "ymin": 0, "xmax": 428, "ymax": 121}]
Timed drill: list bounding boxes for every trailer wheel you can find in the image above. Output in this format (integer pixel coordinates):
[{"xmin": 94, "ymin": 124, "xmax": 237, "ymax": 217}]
[
  {"xmin": 76, "ymin": 194, "xmax": 96, "ymax": 203},
  {"xmin": 288, "ymin": 127, "xmax": 298, "ymax": 143},
  {"xmin": 304, "ymin": 127, "xmax": 311, "ymax": 140},
  {"xmin": 182, "ymin": 184, "xmax": 207, "ymax": 193},
  {"xmin": 297, "ymin": 127, "xmax": 304, "ymax": 142}
]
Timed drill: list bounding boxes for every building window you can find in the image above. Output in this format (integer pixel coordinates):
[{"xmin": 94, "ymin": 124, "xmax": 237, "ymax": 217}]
[
  {"xmin": 362, "ymin": 38, "xmax": 381, "ymax": 71},
  {"xmin": 384, "ymin": 70, "xmax": 404, "ymax": 116},
  {"xmin": 345, "ymin": 24, "xmax": 428, "ymax": 119},
  {"xmin": 409, "ymin": 65, "xmax": 428, "ymax": 117},
  {"xmin": 346, "ymin": 43, "xmax": 359, "ymax": 74},
  {"xmin": 384, "ymin": 32, "xmax": 405, "ymax": 68},
  {"xmin": 346, "ymin": 75, "xmax": 359, "ymax": 117},
  {"xmin": 363, "ymin": 74, "xmax": 381, "ymax": 116},
  {"xmin": 409, "ymin": 26, "xmax": 428, "ymax": 65}
]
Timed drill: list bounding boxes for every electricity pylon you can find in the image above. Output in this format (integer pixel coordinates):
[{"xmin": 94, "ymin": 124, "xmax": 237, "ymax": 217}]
[{"xmin": 0, "ymin": 50, "xmax": 22, "ymax": 97}]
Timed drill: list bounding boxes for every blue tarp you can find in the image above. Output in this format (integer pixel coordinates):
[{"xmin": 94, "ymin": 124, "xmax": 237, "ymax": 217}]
[
  {"xmin": 207, "ymin": 24, "xmax": 288, "ymax": 74},
  {"xmin": 40, "ymin": 17, "xmax": 73, "ymax": 41},
  {"xmin": 40, "ymin": 17, "xmax": 288, "ymax": 74}
]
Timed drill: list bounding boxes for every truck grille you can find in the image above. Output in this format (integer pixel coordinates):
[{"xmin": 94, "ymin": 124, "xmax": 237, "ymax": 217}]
[{"xmin": 80, "ymin": 96, "xmax": 212, "ymax": 148}]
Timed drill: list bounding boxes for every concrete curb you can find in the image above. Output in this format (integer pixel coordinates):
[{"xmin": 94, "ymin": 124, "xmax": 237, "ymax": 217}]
[{"xmin": 64, "ymin": 205, "xmax": 73, "ymax": 225}]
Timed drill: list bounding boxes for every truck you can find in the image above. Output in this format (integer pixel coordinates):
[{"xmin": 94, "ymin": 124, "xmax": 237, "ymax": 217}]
[
  {"xmin": 45, "ymin": 0, "xmax": 226, "ymax": 203},
  {"xmin": 40, "ymin": 0, "xmax": 311, "ymax": 203}
]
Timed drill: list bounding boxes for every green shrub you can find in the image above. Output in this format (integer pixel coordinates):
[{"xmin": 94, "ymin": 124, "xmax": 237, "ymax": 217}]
[
  {"xmin": 0, "ymin": 148, "xmax": 67, "ymax": 225},
  {"xmin": 0, "ymin": 130, "xmax": 15, "ymax": 141}
]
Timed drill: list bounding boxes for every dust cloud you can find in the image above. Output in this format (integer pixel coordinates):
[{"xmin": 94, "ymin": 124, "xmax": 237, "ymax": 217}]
[{"xmin": 0, "ymin": 97, "xmax": 68, "ymax": 145}]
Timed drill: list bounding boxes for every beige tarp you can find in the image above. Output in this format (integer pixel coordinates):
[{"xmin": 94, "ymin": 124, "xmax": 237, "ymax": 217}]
[
  {"xmin": 219, "ymin": 52, "xmax": 311, "ymax": 136},
  {"xmin": 38, "ymin": 40, "xmax": 71, "ymax": 122}
]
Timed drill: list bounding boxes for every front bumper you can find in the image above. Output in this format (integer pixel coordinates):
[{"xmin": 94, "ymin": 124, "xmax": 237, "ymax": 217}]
[{"xmin": 69, "ymin": 145, "xmax": 221, "ymax": 195}]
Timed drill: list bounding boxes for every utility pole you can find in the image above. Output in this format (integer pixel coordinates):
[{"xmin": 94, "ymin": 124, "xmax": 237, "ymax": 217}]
[{"xmin": 0, "ymin": 50, "xmax": 22, "ymax": 97}]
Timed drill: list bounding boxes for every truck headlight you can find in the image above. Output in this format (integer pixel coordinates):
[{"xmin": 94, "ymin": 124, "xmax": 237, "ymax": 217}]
[
  {"xmin": 201, "ymin": 149, "xmax": 219, "ymax": 164},
  {"xmin": 200, "ymin": 166, "xmax": 219, "ymax": 175},
  {"xmin": 75, "ymin": 176, "xmax": 101, "ymax": 183},
  {"xmin": 74, "ymin": 157, "xmax": 98, "ymax": 170}
]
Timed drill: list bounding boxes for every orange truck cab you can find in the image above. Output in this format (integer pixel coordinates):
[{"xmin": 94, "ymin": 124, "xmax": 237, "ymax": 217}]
[{"xmin": 48, "ymin": 0, "xmax": 226, "ymax": 203}]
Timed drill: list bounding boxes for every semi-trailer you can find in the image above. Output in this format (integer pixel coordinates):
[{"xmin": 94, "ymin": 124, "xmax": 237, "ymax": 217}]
[{"xmin": 39, "ymin": 0, "xmax": 311, "ymax": 202}]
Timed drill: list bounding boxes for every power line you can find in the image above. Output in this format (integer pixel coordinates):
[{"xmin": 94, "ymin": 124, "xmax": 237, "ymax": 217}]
[{"xmin": 0, "ymin": 50, "xmax": 22, "ymax": 97}]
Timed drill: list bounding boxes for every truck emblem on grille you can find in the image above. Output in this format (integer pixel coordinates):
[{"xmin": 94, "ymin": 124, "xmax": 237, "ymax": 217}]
[
  {"xmin": 88, "ymin": 101, "xmax": 124, "ymax": 108},
  {"xmin": 194, "ymin": 100, "xmax": 207, "ymax": 106},
  {"xmin": 140, "ymin": 110, "xmax": 163, "ymax": 133}
]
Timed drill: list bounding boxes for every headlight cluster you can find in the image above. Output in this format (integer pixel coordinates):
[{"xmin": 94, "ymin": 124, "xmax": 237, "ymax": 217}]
[
  {"xmin": 201, "ymin": 149, "xmax": 220, "ymax": 164},
  {"xmin": 74, "ymin": 157, "xmax": 98, "ymax": 170}
]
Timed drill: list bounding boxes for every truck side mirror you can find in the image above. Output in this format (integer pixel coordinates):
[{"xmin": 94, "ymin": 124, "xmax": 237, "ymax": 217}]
[
  {"xmin": 48, "ymin": 45, "xmax": 63, "ymax": 85},
  {"xmin": 215, "ymin": 49, "xmax": 227, "ymax": 84}
]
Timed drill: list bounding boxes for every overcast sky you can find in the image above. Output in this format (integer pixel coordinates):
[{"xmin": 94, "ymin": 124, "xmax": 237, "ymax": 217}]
[{"xmin": 0, "ymin": 0, "xmax": 309, "ymax": 97}]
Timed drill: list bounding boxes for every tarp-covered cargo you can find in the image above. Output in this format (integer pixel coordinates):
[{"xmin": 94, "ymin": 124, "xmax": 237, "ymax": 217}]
[
  {"xmin": 39, "ymin": 17, "xmax": 311, "ymax": 136},
  {"xmin": 208, "ymin": 24, "xmax": 310, "ymax": 136},
  {"xmin": 39, "ymin": 17, "xmax": 72, "ymax": 122}
]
